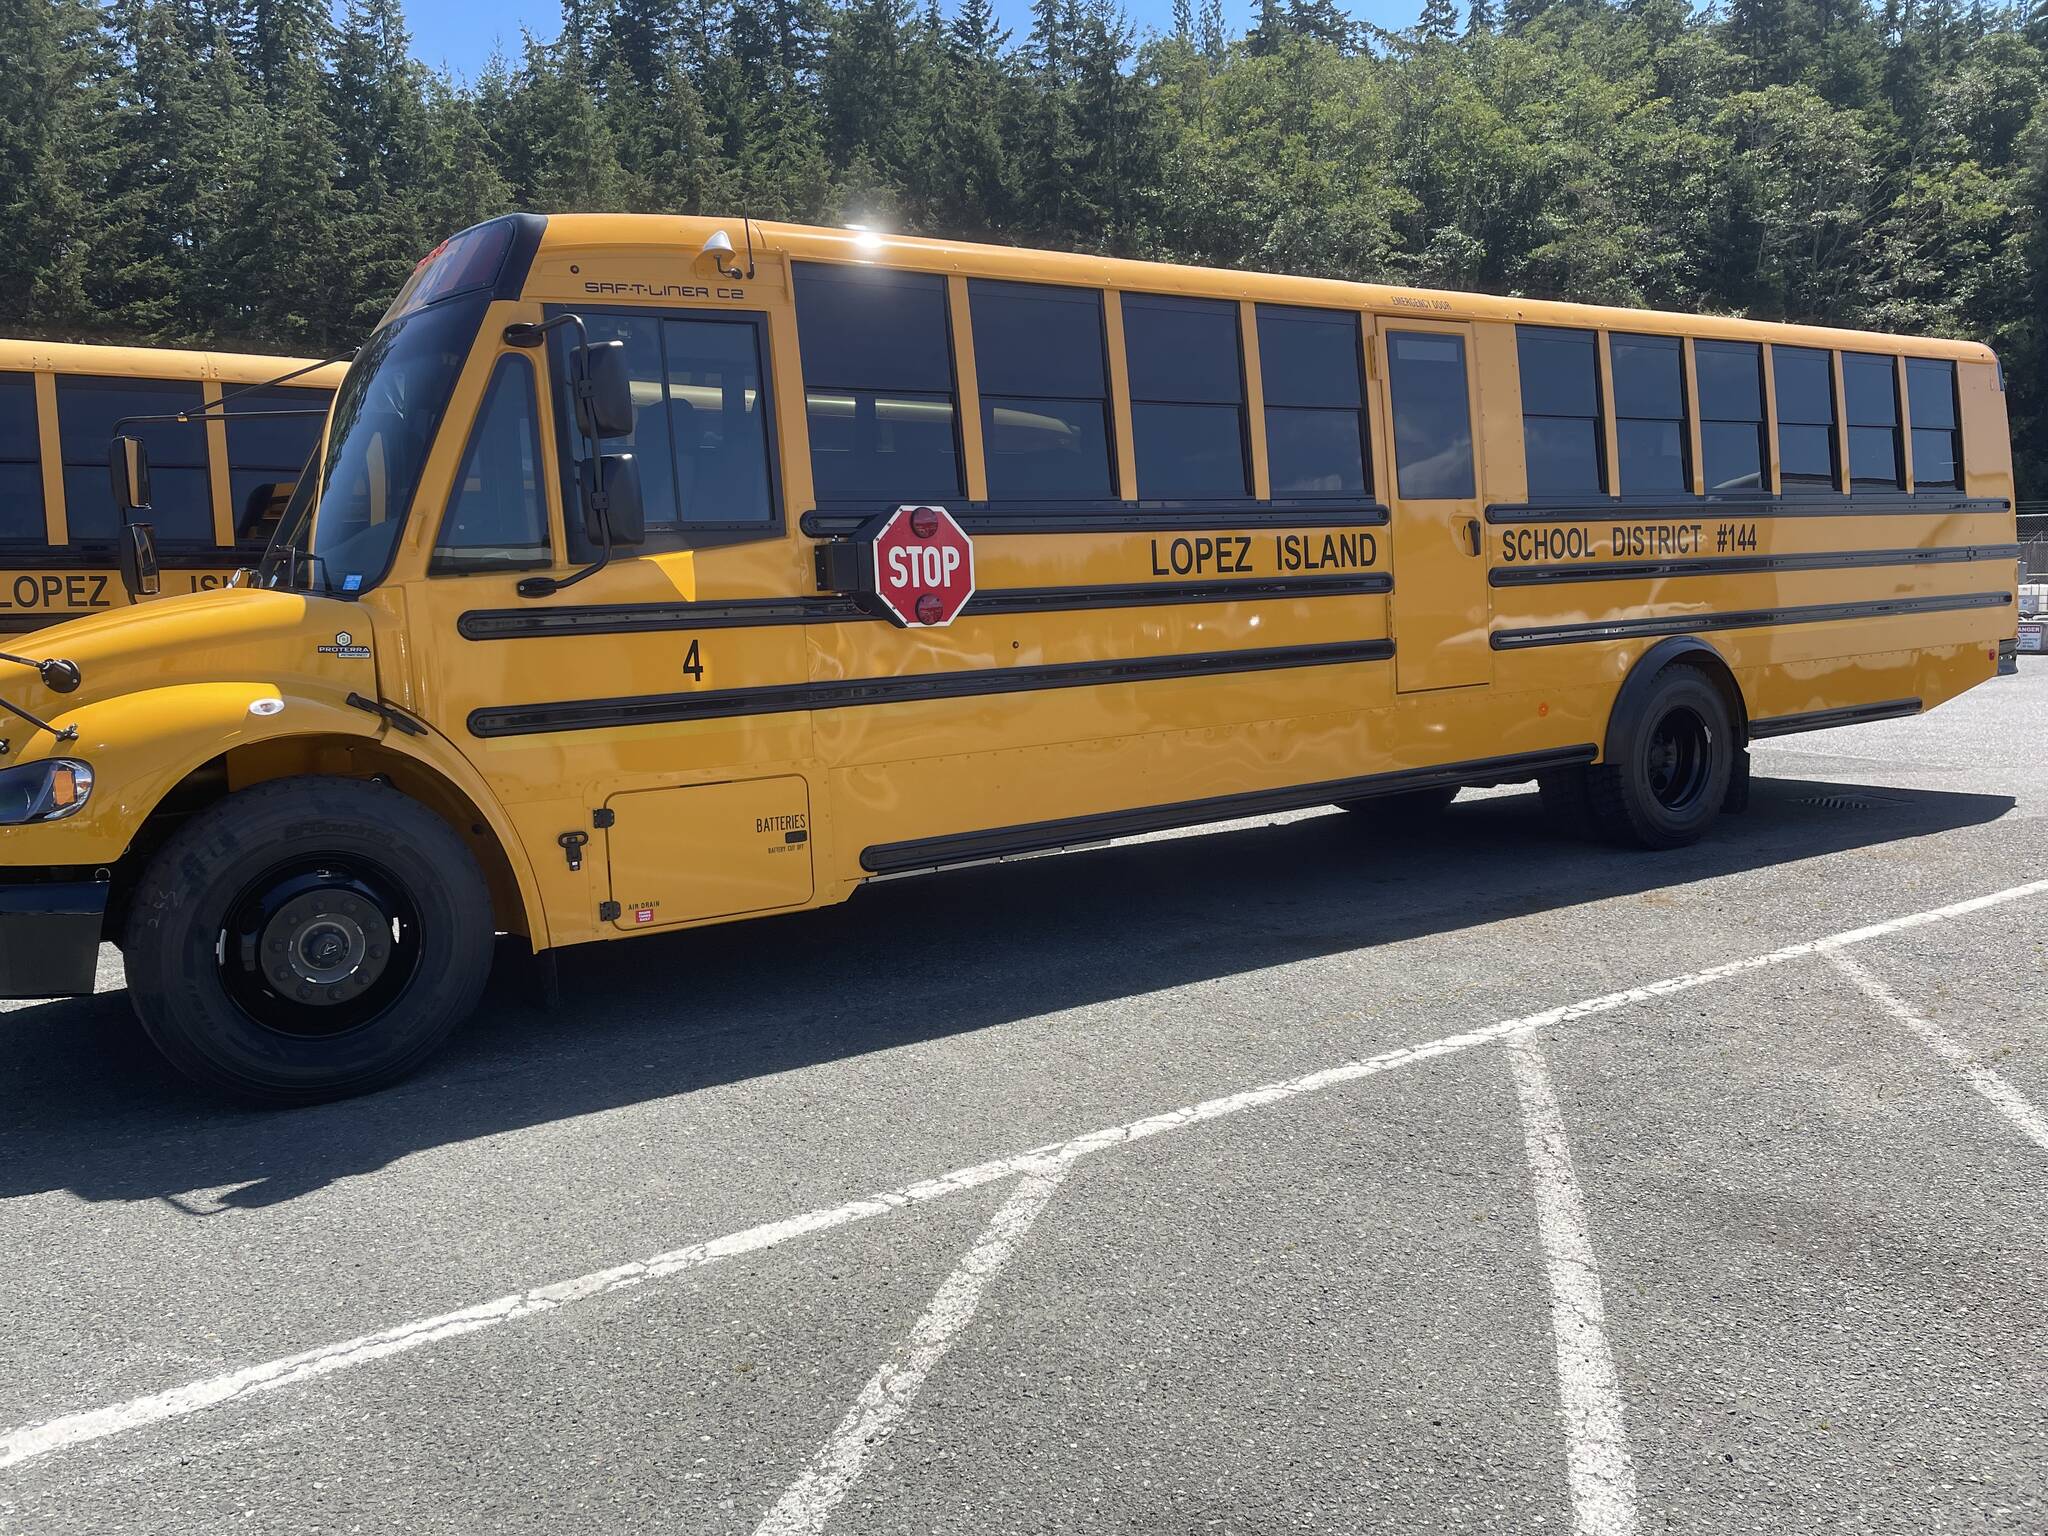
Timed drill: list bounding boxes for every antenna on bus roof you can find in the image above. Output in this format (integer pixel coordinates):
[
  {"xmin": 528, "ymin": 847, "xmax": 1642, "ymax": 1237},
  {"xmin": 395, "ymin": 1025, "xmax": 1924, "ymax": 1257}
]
[{"xmin": 741, "ymin": 215, "xmax": 756, "ymax": 280}]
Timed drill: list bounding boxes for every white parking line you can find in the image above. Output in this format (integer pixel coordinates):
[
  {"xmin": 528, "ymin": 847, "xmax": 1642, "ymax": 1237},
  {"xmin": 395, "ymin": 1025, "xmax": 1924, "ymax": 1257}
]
[
  {"xmin": 1506, "ymin": 1034, "xmax": 1637, "ymax": 1536},
  {"xmin": 3, "ymin": 875, "xmax": 2044, "ymax": 1474},
  {"xmin": 753, "ymin": 1160, "xmax": 1073, "ymax": 1536},
  {"xmin": 1825, "ymin": 950, "xmax": 2048, "ymax": 1154}
]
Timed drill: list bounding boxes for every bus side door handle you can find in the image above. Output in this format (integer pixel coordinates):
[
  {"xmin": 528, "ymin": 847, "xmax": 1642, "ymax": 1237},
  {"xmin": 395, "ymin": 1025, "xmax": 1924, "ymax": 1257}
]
[{"xmin": 1462, "ymin": 518, "xmax": 1482, "ymax": 556}]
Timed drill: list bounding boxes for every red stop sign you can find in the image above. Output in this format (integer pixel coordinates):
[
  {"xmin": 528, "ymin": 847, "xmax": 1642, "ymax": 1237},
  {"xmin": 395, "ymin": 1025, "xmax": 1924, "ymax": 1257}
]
[{"xmin": 870, "ymin": 504, "xmax": 975, "ymax": 627}]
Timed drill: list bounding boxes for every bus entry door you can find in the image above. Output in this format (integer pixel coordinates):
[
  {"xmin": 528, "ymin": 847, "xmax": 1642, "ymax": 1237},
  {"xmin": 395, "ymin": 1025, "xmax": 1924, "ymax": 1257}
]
[{"xmin": 1375, "ymin": 321, "xmax": 1492, "ymax": 692}]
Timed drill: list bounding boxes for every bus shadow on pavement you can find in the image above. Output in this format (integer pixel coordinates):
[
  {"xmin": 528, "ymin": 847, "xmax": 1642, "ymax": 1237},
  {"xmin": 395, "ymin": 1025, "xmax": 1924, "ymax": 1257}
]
[{"xmin": 0, "ymin": 773, "xmax": 2017, "ymax": 1209}]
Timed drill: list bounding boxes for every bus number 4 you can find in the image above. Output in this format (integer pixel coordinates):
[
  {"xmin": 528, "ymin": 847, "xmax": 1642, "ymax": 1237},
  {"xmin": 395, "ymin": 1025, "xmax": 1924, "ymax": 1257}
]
[{"xmin": 683, "ymin": 639, "xmax": 703, "ymax": 681}]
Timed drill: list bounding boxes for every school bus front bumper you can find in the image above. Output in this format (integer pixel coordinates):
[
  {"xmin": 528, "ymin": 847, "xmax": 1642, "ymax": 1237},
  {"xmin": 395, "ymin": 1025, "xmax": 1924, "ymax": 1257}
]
[{"xmin": 0, "ymin": 880, "xmax": 108, "ymax": 999}]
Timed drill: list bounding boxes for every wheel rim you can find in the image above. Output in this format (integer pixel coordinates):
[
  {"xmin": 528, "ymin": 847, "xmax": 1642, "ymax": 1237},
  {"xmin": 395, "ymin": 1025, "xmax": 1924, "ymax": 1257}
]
[
  {"xmin": 217, "ymin": 857, "xmax": 424, "ymax": 1038},
  {"xmin": 1645, "ymin": 704, "xmax": 1714, "ymax": 815}
]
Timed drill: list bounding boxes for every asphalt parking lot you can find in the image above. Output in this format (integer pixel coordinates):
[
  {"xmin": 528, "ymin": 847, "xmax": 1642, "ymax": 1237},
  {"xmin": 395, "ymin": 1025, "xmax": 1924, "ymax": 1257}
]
[{"xmin": 2, "ymin": 665, "xmax": 2045, "ymax": 1535}]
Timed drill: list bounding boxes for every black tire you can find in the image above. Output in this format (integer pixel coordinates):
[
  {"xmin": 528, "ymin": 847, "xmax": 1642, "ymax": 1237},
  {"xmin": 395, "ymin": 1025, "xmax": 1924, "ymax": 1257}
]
[
  {"xmin": 122, "ymin": 776, "xmax": 494, "ymax": 1104},
  {"xmin": 1586, "ymin": 664, "xmax": 1735, "ymax": 849},
  {"xmin": 1336, "ymin": 783, "xmax": 1459, "ymax": 830}
]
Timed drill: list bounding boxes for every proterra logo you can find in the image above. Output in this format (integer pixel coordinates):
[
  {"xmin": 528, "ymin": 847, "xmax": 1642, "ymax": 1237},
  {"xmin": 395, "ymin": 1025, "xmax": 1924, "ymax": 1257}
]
[{"xmin": 317, "ymin": 630, "xmax": 371, "ymax": 660}]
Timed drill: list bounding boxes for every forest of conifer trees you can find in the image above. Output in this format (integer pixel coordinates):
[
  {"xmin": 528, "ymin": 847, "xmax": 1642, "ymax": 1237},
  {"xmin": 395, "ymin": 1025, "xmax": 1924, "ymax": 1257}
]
[{"xmin": 4, "ymin": 0, "xmax": 2044, "ymax": 492}]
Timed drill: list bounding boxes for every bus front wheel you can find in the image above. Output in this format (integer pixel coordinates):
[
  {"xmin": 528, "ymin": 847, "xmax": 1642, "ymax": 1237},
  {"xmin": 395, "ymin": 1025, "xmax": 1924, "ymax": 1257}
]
[
  {"xmin": 122, "ymin": 776, "xmax": 495, "ymax": 1104},
  {"xmin": 1585, "ymin": 664, "xmax": 1735, "ymax": 849}
]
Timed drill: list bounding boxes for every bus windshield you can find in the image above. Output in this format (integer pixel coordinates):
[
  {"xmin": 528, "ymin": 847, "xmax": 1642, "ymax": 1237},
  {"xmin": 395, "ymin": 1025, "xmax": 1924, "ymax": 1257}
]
[{"xmin": 260, "ymin": 295, "xmax": 486, "ymax": 595}]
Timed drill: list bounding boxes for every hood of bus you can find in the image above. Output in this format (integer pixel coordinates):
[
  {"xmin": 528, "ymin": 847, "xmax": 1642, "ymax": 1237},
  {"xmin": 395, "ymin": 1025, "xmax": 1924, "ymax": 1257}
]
[{"xmin": 0, "ymin": 587, "xmax": 381, "ymax": 750}]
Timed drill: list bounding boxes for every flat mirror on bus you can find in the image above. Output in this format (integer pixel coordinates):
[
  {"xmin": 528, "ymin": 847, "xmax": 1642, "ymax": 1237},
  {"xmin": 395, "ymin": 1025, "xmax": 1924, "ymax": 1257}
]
[
  {"xmin": 109, "ymin": 434, "xmax": 152, "ymax": 514},
  {"xmin": 118, "ymin": 521, "xmax": 160, "ymax": 599},
  {"xmin": 580, "ymin": 341, "xmax": 636, "ymax": 440},
  {"xmin": 581, "ymin": 453, "xmax": 644, "ymax": 545}
]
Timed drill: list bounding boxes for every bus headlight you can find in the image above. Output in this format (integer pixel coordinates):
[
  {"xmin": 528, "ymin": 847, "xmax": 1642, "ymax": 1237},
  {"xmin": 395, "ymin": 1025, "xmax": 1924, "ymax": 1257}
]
[{"xmin": 0, "ymin": 759, "xmax": 94, "ymax": 824}]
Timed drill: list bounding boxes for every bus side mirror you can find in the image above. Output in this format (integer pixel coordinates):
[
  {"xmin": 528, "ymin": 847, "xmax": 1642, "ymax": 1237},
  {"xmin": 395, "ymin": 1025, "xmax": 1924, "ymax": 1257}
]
[
  {"xmin": 110, "ymin": 435, "xmax": 152, "ymax": 514},
  {"xmin": 578, "ymin": 341, "xmax": 636, "ymax": 440},
  {"xmin": 117, "ymin": 521, "xmax": 161, "ymax": 600},
  {"xmin": 581, "ymin": 454, "xmax": 645, "ymax": 546}
]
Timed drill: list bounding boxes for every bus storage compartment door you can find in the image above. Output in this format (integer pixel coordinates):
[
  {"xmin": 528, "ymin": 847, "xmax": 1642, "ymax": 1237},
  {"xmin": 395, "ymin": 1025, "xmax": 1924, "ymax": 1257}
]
[{"xmin": 601, "ymin": 777, "xmax": 813, "ymax": 932}]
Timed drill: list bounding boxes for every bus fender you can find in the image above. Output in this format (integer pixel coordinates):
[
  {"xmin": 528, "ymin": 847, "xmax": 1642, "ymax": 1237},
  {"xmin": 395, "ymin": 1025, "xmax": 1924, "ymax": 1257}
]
[
  {"xmin": 1601, "ymin": 637, "xmax": 1748, "ymax": 764},
  {"xmin": 52, "ymin": 682, "xmax": 550, "ymax": 948}
]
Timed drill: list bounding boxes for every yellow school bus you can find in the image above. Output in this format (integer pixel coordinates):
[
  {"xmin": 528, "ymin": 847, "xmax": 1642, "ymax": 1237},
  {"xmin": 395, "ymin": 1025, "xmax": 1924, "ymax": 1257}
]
[
  {"xmin": 0, "ymin": 339, "xmax": 342, "ymax": 629},
  {"xmin": 0, "ymin": 214, "xmax": 2016, "ymax": 1100}
]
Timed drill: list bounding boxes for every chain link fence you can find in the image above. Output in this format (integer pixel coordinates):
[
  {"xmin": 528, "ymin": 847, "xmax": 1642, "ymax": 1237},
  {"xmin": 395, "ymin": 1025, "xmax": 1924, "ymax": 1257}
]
[{"xmin": 2020, "ymin": 508, "xmax": 2047, "ymax": 636}]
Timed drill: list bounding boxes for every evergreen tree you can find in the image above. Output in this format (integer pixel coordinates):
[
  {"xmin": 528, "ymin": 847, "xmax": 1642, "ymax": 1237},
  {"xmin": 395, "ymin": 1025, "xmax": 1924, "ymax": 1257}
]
[
  {"xmin": 1467, "ymin": 0, "xmax": 1499, "ymax": 34},
  {"xmin": 1420, "ymin": 0, "xmax": 1462, "ymax": 39}
]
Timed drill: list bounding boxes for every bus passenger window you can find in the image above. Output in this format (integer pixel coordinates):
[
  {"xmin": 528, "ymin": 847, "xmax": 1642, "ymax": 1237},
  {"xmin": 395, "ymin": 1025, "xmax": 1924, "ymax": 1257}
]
[
  {"xmin": 1123, "ymin": 293, "xmax": 1248, "ymax": 499},
  {"xmin": 57, "ymin": 376, "xmax": 213, "ymax": 545},
  {"xmin": 1694, "ymin": 340, "xmax": 1765, "ymax": 495},
  {"xmin": 664, "ymin": 318, "xmax": 775, "ymax": 526},
  {"xmin": 795, "ymin": 263, "xmax": 959, "ymax": 503},
  {"xmin": 1257, "ymin": 306, "xmax": 1368, "ymax": 499},
  {"xmin": 431, "ymin": 356, "xmax": 549, "ymax": 572},
  {"xmin": 1517, "ymin": 326, "xmax": 1604, "ymax": 497},
  {"xmin": 1906, "ymin": 358, "xmax": 1960, "ymax": 491},
  {"xmin": 1773, "ymin": 345, "xmax": 1838, "ymax": 493},
  {"xmin": 970, "ymin": 280, "xmax": 1113, "ymax": 501},
  {"xmin": 1610, "ymin": 334, "xmax": 1689, "ymax": 494},
  {"xmin": 225, "ymin": 384, "xmax": 334, "ymax": 547},
  {"xmin": 1386, "ymin": 331, "xmax": 1474, "ymax": 500},
  {"xmin": 0, "ymin": 374, "xmax": 41, "ymax": 543},
  {"xmin": 1842, "ymin": 353, "xmax": 1903, "ymax": 491}
]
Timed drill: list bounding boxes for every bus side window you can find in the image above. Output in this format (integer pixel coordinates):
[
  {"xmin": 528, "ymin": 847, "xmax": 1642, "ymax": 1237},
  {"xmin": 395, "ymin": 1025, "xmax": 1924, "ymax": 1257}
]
[
  {"xmin": 970, "ymin": 279, "xmax": 1115, "ymax": 502},
  {"xmin": 1906, "ymin": 358, "xmax": 1960, "ymax": 491},
  {"xmin": 1385, "ymin": 331, "xmax": 1474, "ymax": 501},
  {"xmin": 1517, "ymin": 325, "xmax": 1605, "ymax": 497},
  {"xmin": 1773, "ymin": 344, "xmax": 1839, "ymax": 494},
  {"xmin": 1256, "ymin": 305, "xmax": 1368, "ymax": 499},
  {"xmin": 1843, "ymin": 353, "xmax": 1903, "ymax": 491},
  {"xmin": 1610, "ymin": 334, "xmax": 1690, "ymax": 495},
  {"xmin": 0, "ymin": 373, "xmax": 41, "ymax": 542},
  {"xmin": 431, "ymin": 355, "xmax": 550, "ymax": 574},
  {"xmin": 1124, "ymin": 293, "xmax": 1249, "ymax": 499},
  {"xmin": 1694, "ymin": 340, "xmax": 1766, "ymax": 495},
  {"xmin": 794, "ymin": 264, "xmax": 959, "ymax": 504},
  {"xmin": 225, "ymin": 384, "xmax": 334, "ymax": 547},
  {"xmin": 57, "ymin": 375, "xmax": 213, "ymax": 545}
]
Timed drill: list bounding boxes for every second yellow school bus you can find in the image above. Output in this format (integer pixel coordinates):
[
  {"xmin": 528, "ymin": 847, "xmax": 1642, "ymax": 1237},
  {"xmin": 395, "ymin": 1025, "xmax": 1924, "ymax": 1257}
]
[
  {"xmin": 0, "ymin": 214, "xmax": 2017, "ymax": 1099},
  {"xmin": 0, "ymin": 339, "xmax": 342, "ymax": 629}
]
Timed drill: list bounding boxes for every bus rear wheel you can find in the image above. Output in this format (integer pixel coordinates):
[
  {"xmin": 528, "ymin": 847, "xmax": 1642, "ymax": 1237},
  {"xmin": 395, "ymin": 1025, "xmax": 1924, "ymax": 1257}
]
[
  {"xmin": 122, "ymin": 776, "xmax": 494, "ymax": 1104},
  {"xmin": 1585, "ymin": 664, "xmax": 1734, "ymax": 849}
]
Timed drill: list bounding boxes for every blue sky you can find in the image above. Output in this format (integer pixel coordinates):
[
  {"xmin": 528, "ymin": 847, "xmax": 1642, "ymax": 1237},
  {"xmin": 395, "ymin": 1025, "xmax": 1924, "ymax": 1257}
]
[{"xmin": 405, "ymin": 0, "xmax": 1428, "ymax": 79}]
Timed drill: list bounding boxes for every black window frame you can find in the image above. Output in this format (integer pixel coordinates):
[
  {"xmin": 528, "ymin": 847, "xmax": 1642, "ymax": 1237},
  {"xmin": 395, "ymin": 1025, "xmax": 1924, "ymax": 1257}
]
[
  {"xmin": 794, "ymin": 261, "xmax": 963, "ymax": 512},
  {"xmin": 546, "ymin": 303, "xmax": 787, "ymax": 558},
  {"xmin": 1694, "ymin": 339, "xmax": 1768, "ymax": 498},
  {"xmin": 430, "ymin": 352, "xmax": 554, "ymax": 575},
  {"xmin": 1841, "ymin": 351, "xmax": 1903, "ymax": 493},
  {"xmin": 1122, "ymin": 291, "xmax": 1252, "ymax": 503},
  {"xmin": 1256, "ymin": 303, "xmax": 1371, "ymax": 502},
  {"xmin": 0, "ymin": 371, "xmax": 42, "ymax": 546},
  {"xmin": 1771, "ymin": 343, "xmax": 1840, "ymax": 495},
  {"xmin": 1516, "ymin": 324, "xmax": 1608, "ymax": 499},
  {"xmin": 56, "ymin": 373, "xmax": 217, "ymax": 549},
  {"xmin": 1905, "ymin": 357, "xmax": 1962, "ymax": 494},
  {"xmin": 969, "ymin": 277, "xmax": 1117, "ymax": 504},
  {"xmin": 1608, "ymin": 332, "xmax": 1692, "ymax": 498}
]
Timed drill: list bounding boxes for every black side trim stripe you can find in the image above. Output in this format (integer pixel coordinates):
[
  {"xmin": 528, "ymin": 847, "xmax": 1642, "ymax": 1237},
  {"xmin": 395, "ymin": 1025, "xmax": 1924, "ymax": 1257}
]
[
  {"xmin": 801, "ymin": 501, "xmax": 1390, "ymax": 537},
  {"xmin": 859, "ymin": 745, "xmax": 1598, "ymax": 875},
  {"xmin": 1749, "ymin": 698, "xmax": 1923, "ymax": 739},
  {"xmin": 1487, "ymin": 495, "xmax": 2008, "ymax": 524},
  {"xmin": 457, "ymin": 574, "xmax": 1391, "ymax": 640},
  {"xmin": 468, "ymin": 639, "xmax": 1395, "ymax": 738},
  {"xmin": 1491, "ymin": 543, "xmax": 2024, "ymax": 588},
  {"xmin": 1492, "ymin": 590, "xmax": 2012, "ymax": 650}
]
